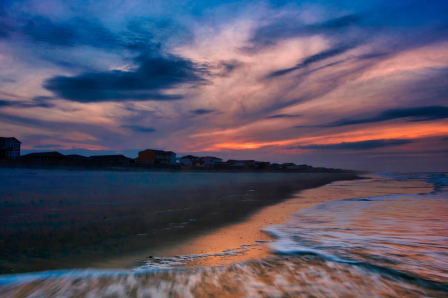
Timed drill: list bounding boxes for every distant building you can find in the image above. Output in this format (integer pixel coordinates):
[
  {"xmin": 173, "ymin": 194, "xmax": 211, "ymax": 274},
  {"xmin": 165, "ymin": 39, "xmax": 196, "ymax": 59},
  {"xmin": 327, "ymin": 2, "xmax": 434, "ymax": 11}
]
[
  {"xmin": 201, "ymin": 156, "xmax": 223, "ymax": 167},
  {"xmin": 227, "ymin": 160, "xmax": 255, "ymax": 166},
  {"xmin": 254, "ymin": 161, "xmax": 270, "ymax": 168},
  {"xmin": 282, "ymin": 163, "xmax": 299, "ymax": 170},
  {"xmin": 135, "ymin": 149, "xmax": 176, "ymax": 165},
  {"xmin": 271, "ymin": 163, "xmax": 282, "ymax": 169},
  {"xmin": 180, "ymin": 155, "xmax": 200, "ymax": 166},
  {"xmin": 21, "ymin": 151, "xmax": 66, "ymax": 162},
  {"xmin": 229, "ymin": 162, "xmax": 247, "ymax": 168},
  {"xmin": 90, "ymin": 155, "xmax": 134, "ymax": 164},
  {"xmin": 66, "ymin": 154, "xmax": 92, "ymax": 160},
  {"xmin": 215, "ymin": 161, "xmax": 228, "ymax": 168},
  {"xmin": 297, "ymin": 164, "xmax": 312, "ymax": 170},
  {"xmin": 0, "ymin": 137, "xmax": 21, "ymax": 160}
]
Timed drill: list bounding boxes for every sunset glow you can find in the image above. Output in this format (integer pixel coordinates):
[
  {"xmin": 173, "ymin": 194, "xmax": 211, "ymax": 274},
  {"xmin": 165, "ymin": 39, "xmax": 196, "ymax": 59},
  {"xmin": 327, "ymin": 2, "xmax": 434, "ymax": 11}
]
[{"xmin": 0, "ymin": 0, "xmax": 447, "ymax": 171}]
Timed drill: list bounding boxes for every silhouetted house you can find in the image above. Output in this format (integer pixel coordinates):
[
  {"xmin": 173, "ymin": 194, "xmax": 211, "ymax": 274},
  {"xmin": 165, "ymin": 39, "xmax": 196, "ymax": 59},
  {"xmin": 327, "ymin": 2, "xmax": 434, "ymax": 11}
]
[
  {"xmin": 297, "ymin": 164, "xmax": 312, "ymax": 170},
  {"xmin": 201, "ymin": 156, "xmax": 223, "ymax": 167},
  {"xmin": 254, "ymin": 161, "xmax": 270, "ymax": 168},
  {"xmin": 90, "ymin": 155, "xmax": 134, "ymax": 164},
  {"xmin": 313, "ymin": 167, "xmax": 327, "ymax": 172},
  {"xmin": 65, "ymin": 154, "xmax": 94, "ymax": 163},
  {"xmin": 66, "ymin": 154, "xmax": 91, "ymax": 160},
  {"xmin": 227, "ymin": 160, "xmax": 255, "ymax": 166},
  {"xmin": 21, "ymin": 151, "xmax": 66, "ymax": 162},
  {"xmin": 215, "ymin": 161, "xmax": 228, "ymax": 168},
  {"xmin": 135, "ymin": 149, "xmax": 176, "ymax": 165},
  {"xmin": 229, "ymin": 162, "xmax": 247, "ymax": 168},
  {"xmin": 283, "ymin": 163, "xmax": 299, "ymax": 170},
  {"xmin": 271, "ymin": 163, "xmax": 282, "ymax": 169},
  {"xmin": 0, "ymin": 137, "xmax": 21, "ymax": 160},
  {"xmin": 180, "ymin": 155, "xmax": 200, "ymax": 166}
]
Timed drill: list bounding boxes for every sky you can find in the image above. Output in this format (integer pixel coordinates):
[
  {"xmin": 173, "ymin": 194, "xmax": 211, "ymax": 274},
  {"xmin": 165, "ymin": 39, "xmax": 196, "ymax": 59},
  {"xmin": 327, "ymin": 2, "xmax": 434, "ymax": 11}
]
[{"xmin": 0, "ymin": 0, "xmax": 447, "ymax": 172}]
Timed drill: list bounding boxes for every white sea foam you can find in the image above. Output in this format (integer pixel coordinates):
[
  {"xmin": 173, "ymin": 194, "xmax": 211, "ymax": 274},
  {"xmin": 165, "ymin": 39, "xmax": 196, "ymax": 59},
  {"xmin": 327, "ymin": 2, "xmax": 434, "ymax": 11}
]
[{"xmin": 1, "ymin": 173, "xmax": 447, "ymax": 297}]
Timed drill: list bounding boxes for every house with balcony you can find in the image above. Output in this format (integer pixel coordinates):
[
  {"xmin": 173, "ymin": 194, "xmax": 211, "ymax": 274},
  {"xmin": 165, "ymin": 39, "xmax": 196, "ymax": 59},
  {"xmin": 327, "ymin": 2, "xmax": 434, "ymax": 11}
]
[
  {"xmin": 282, "ymin": 163, "xmax": 299, "ymax": 170},
  {"xmin": 180, "ymin": 155, "xmax": 200, "ymax": 166},
  {"xmin": 226, "ymin": 159, "xmax": 255, "ymax": 166},
  {"xmin": 201, "ymin": 156, "xmax": 223, "ymax": 167},
  {"xmin": 0, "ymin": 137, "xmax": 21, "ymax": 160},
  {"xmin": 254, "ymin": 161, "xmax": 270, "ymax": 168},
  {"xmin": 271, "ymin": 163, "xmax": 282, "ymax": 169},
  {"xmin": 136, "ymin": 149, "xmax": 177, "ymax": 165}
]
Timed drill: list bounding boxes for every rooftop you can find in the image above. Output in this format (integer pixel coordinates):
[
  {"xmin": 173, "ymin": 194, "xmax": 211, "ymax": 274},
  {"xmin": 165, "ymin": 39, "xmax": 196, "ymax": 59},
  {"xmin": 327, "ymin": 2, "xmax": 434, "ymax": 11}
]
[
  {"xmin": 90, "ymin": 155, "xmax": 133, "ymax": 160},
  {"xmin": 0, "ymin": 137, "xmax": 21, "ymax": 143},
  {"xmin": 22, "ymin": 151, "xmax": 65, "ymax": 157}
]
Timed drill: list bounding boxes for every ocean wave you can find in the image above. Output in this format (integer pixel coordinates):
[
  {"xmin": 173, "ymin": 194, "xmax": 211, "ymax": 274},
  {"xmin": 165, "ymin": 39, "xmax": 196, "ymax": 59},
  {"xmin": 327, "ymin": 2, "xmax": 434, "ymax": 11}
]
[{"xmin": 1, "ymin": 256, "xmax": 446, "ymax": 297}]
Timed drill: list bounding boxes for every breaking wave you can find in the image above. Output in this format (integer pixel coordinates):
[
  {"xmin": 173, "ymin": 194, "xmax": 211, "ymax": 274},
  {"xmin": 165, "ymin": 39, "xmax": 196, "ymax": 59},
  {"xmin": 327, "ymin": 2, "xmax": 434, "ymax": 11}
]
[{"xmin": 1, "ymin": 173, "xmax": 447, "ymax": 297}]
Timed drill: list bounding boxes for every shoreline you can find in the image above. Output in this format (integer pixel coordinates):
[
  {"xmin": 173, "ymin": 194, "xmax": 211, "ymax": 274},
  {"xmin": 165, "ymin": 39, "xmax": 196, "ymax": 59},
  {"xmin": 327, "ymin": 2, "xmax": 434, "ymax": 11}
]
[
  {"xmin": 0, "ymin": 161, "xmax": 363, "ymax": 174},
  {"xmin": 0, "ymin": 173, "xmax": 439, "ymax": 298},
  {"xmin": 0, "ymin": 170, "xmax": 361, "ymax": 274},
  {"xmin": 122, "ymin": 173, "xmax": 433, "ymax": 269},
  {"xmin": 0, "ymin": 173, "xmax": 433, "ymax": 275}
]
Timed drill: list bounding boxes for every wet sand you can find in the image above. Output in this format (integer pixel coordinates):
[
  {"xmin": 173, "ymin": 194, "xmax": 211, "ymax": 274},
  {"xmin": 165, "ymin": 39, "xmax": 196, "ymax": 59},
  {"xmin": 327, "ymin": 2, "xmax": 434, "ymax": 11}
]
[
  {"xmin": 0, "ymin": 169, "xmax": 360, "ymax": 274},
  {"xmin": 101, "ymin": 173, "xmax": 433, "ymax": 269},
  {"xmin": 1, "ymin": 174, "xmax": 442, "ymax": 298}
]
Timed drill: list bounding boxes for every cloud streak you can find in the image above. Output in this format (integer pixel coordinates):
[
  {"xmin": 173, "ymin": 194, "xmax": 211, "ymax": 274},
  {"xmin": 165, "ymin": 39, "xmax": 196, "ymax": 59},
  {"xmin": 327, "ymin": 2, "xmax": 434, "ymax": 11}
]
[
  {"xmin": 288, "ymin": 139, "xmax": 413, "ymax": 150},
  {"xmin": 248, "ymin": 14, "xmax": 362, "ymax": 51},
  {"xmin": 33, "ymin": 144, "xmax": 63, "ymax": 149},
  {"xmin": 267, "ymin": 43, "xmax": 359, "ymax": 77},
  {"xmin": 0, "ymin": 99, "xmax": 54, "ymax": 108},
  {"xmin": 266, "ymin": 114, "xmax": 301, "ymax": 119},
  {"xmin": 190, "ymin": 109, "xmax": 215, "ymax": 115},
  {"xmin": 316, "ymin": 106, "xmax": 448, "ymax": 127},
  {"xmin": 121, "ymin": 125, "xmax": 156, "ymax": 133}
]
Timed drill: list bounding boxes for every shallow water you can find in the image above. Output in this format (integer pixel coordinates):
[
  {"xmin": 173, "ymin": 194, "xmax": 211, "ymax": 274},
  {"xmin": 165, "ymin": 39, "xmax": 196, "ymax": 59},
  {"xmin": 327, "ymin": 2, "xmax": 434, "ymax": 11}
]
[
  {"xmin": 1, "ymin": 173, "xmax": 447, "ymax": 297},
  {"xmin": 0, "ymin": 168, "xmax": 353, "ymax": 273}
]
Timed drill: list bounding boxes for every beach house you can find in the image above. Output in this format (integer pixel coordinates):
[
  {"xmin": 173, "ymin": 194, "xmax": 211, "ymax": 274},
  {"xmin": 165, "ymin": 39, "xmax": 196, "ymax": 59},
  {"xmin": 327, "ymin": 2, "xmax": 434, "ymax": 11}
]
[
  {"xmin": 282, "ymin": 163, "xmax": 299, "ymax": 169},
  {"xmin": 0, "ymin": 137, "xmax": 21, "ymax": 160},
  {"xmin": 180, "ymin": 155, "xmax": 200, "ymax": 166},
  {"xmin": 271, "ymin": 163, "xmax": 282, "ymax": 169},
  {"xmin": 254, "ymin": 161, "xmax": 271, "ymax": 168},
  {"xmin": 21, "ymin": 151, "xmax": 66, "ymax": 162},
  {"xmin": 227, "ymin": 160, "xmax": 256, "ymax": 166},
  {"xmin": 135, "ymin": 149, "xmax": 177, "ymax": 165},
  {"xmin": 201, "ymin": 156, "xmax": 223, "ymax": 167}
]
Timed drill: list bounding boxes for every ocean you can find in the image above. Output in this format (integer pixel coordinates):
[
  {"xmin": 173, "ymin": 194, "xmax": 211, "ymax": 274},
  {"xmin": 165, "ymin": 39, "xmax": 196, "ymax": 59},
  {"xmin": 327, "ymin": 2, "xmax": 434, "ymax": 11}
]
[{"xmin": 0, "ymin": 172, "xmax": 447, "ymax": 297}]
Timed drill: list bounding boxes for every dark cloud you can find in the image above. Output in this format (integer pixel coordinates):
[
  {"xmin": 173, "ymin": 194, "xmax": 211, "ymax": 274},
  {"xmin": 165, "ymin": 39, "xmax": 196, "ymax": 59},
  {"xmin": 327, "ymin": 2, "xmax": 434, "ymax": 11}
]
[
  {"xmin": 319, "ymin": 106, "xmax": 448, "ymax": 127},
  {"xmin": 126, "ymin": 17, "xmax": 193, "ymax": 49},
  {"xmin": 288, "ymin": 139, "xmax": 413, "ymax": 150},
  {"xmin": 121, "ymin": 125, "xmax": 156, "ymax": 133},
  {"xmin": 33, "ymin": 144, "xmax": 63, "ymax": 149},
  {"xmin": 24, "ymin": 16, "xmax": 77, "ymax": 47},
  {"xmin": 12, "ymin": 15, "xmax": 130, "ymax": 50},
  {"xmin": 268, "ymin": 43, "xmax": 358, "ymax": 77},
  {"xmin": 247, "ymin": 14, "xmax": 362, "ymax": 51},
  {"xmin": 218, "ymin": 60, "xmax": 243, "ymax": 76},
  {"xmin": 190, "ymin": 109, "xmax": 215, "ymax": 115},
  {"xmin": 266, "ymin": 114, "xmax": 301, "ymax": 119},
  {"xmin": 0, "ymin": 99, "xmax": 55, "ymax": 108},
  {"xmin": 1, "ymin": 11, "xmax": 193, "ymax": 54},
  {"xmin": 43, "ymin": 53, "xmax": 207, "ymax": 102}
]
